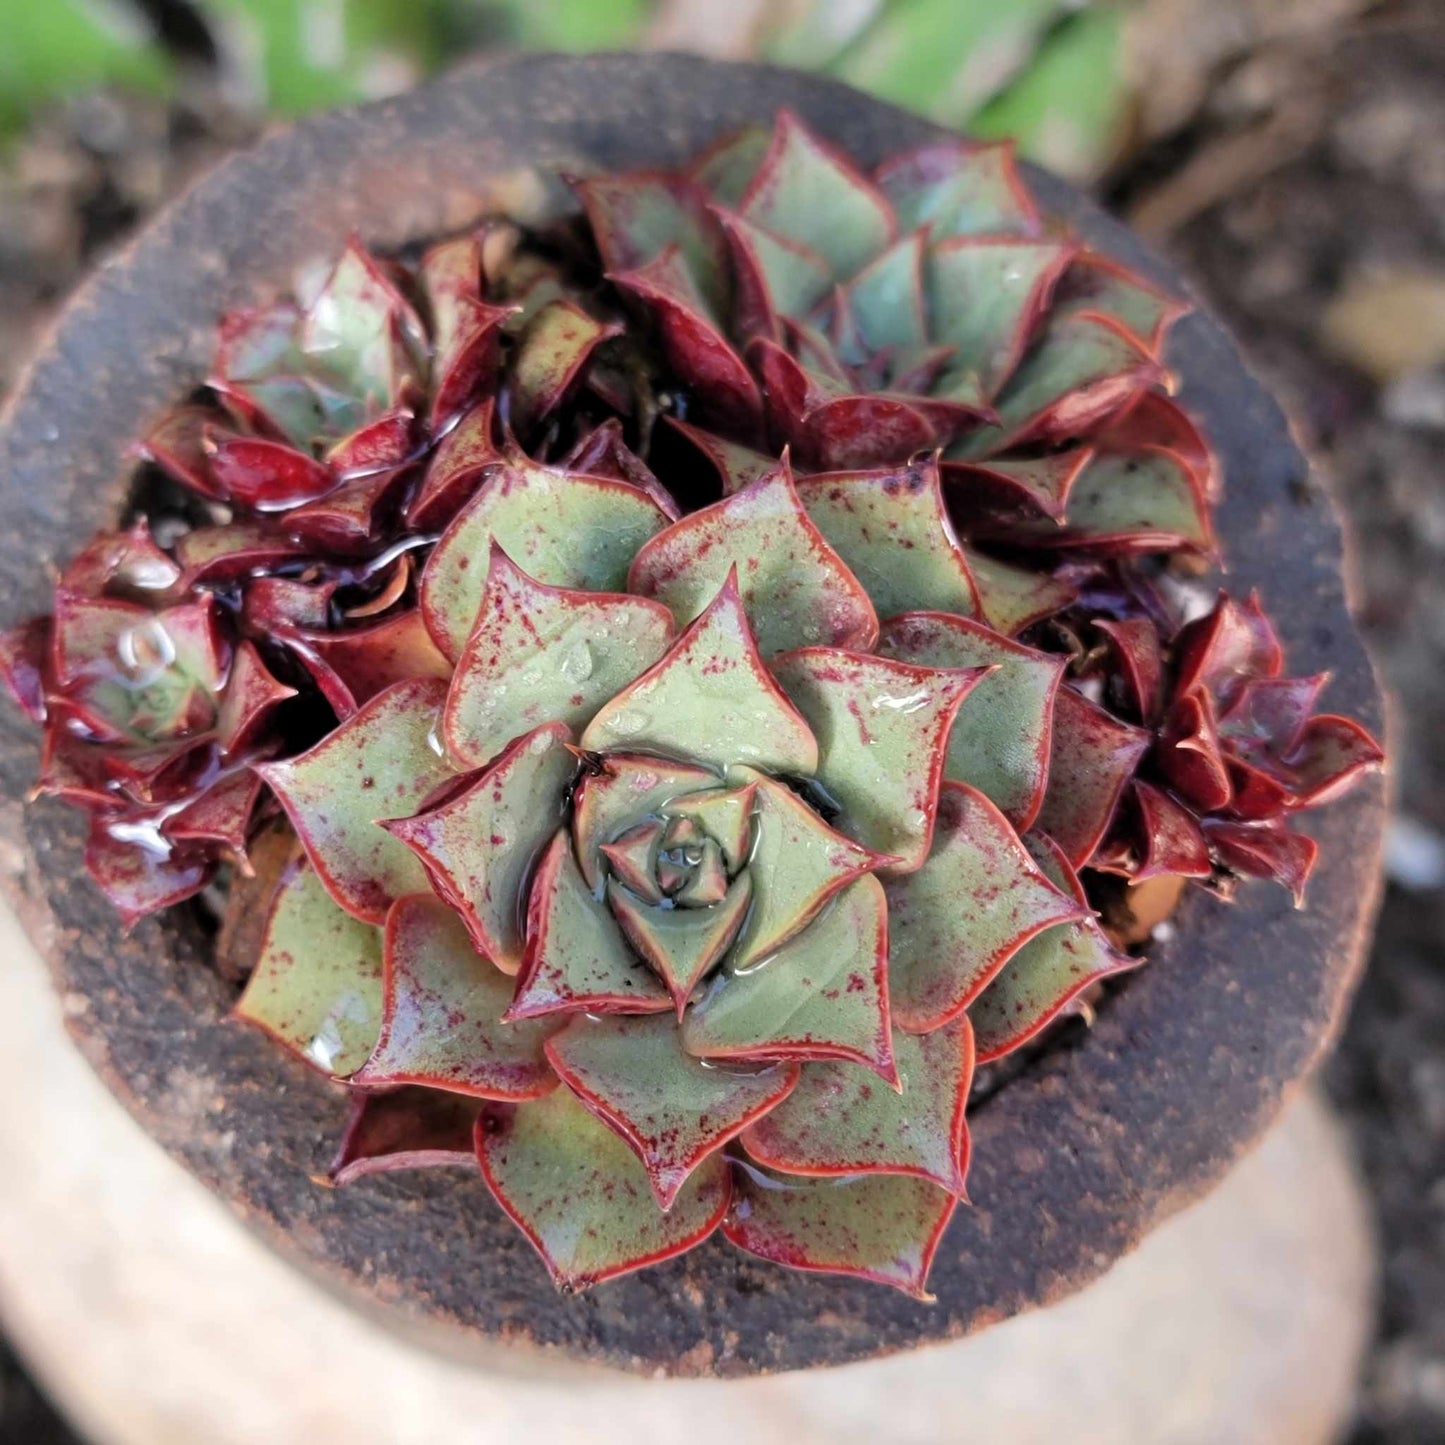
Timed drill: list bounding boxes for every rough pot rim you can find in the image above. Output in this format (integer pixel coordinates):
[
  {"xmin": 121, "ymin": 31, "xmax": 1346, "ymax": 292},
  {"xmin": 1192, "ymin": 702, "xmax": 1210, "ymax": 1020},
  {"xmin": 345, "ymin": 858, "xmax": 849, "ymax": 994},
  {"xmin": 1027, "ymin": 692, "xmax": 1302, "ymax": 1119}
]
[{"xmin": 0, "ymin": 51, "xmax": 1387, "ymax": 1377}]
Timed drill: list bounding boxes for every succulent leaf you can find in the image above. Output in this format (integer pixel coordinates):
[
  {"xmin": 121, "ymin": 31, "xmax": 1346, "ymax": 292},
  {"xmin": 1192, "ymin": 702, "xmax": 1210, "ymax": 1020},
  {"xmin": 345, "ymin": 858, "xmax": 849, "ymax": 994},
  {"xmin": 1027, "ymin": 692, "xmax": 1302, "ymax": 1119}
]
[
  {"xmin": 546, "ymin": 1014, "xmax": 798, "ymax": 1208},
  {"xmin": 770, "ymin": 648, "xmax": 986, "ymax": 871},
  {"xmin": 352, "ymin": 893, "xmax": 559, "ymax": 1099},
  {"xmin": 683, "ymin": 874, "xmax": 895, "ymax": 1082},
  {"xmin": 476, "ymin": 1087, "xmax": 731, "ymax": 1291},
  {"xmin": 582, "ymin": 573, "xmax": 819, "ymax": 775},
  {"xmin": 627, "ymin": 465, "xmax": 878, "ymax": 656},
  {"xmin": 875, "ymin": 139, "xmax": 1041, "ymax": 239},
  {"xmin": 329, "ymin": 1087, "xmax": 483, "ymax": 1186},
  {"xmin": 886, "ymin": 783, "xmax": 1088, "ymax": 1033},
  {"xmin": 258, "ymin": 678, "xmax": 455, "ymax": 923},
  {"xmin": 442, "ymin": 545, "xmax": 674, "ymax": 768},
  {"xmin": 234, "ymin": 861, "xmax": 384, "ymax": 1077},
  {"xmin": 382, "ymin": 723, "xmax": 576, "ymax": 972}
]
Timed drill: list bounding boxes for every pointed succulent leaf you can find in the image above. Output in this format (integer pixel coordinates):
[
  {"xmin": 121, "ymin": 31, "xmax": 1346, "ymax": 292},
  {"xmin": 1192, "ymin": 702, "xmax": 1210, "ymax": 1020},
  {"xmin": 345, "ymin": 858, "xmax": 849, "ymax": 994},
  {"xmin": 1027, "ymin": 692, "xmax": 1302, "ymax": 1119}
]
[
  {"xmin": 684, "ymin": 874, "xmax": 895, "ymax": 1081},
  {"xmin": 742, "ymin": 1019, "xmax": 975, "ymax": 1193},
  {"xmin": 351, "ymin": 894, "xmax": 559, "ymax": 1099},
  {"xmin": 301, "ymin": 608, "xmax": 451, "ymax": 711},
  {"xmin": 572, "ymin": 754, "xmax": 717, "ymax": 893},
  {"xmin": 137, "ymin": 406, "xmax": 224, "ymax": 498},
  {"xmin": 958, "ymin": 316, "xmax": 1160, "ymax": 457},
  {"xmin": 1095, "ymin": 616, "xmax": 1165, "ymax": 723},
  {"xmin": 1218, "ymin": 673, "xmax": 1328, "ymax": 760},
  {"xmin": 442, "ymin": 546, "xmax": 674, "ymax": 769},
  {"xmin": 1174, "ymin": 592, "xmax": 1282, "ymax": 705},
  {"xmin": 770, "ymin": 648, "xmax": 986, "ymax": 872},
  {"xmin": 739, "ymin": 111, "xmax": 895, "ymax": 280},
  {"xmin": 174, "ymin": 521, "xmax": 304, "ymax": 586},
  {"xmin": 83, "ymin": 825, "xmax": 215, "ymax": 927},
  {"xmin": 689, "ymin": 123, "xmax": 771, "ymax": 205},
  {"xmin": 508, "ymin": 830, "xmax": 671, "ymax": 1019},
  {"xmin": 663, "ymin": 417, "xmax": 781, "ymax": 497},
  {"xmin": 674, "ymin": 783, "xmax": 756, "ymax": 873},
  {"xmin": 582, "ymin": 573, "xmax": 819, "ymax": 775},
  {"xmin": 795, "ymin": 457, "xmax": 981, "ymax": 621},
  {"xmin": 717, "ymin": 210, "xmax": 834, "ymax": 334},
  {"xmin": 942, "ymin": 448, "xmax": 1094, "ymax": 524},
  {"xmin": 234, "ymin": 861, "xmax": 383, "ymax": 1076},
  {"xmin": 203, "ymin": 431, "xmax": 335, "ymax": 511},
  {"xmin": 968, "ymin": 832, "xmax": 1138, "ymax": 1062},
  {"xmin": 927, "ymin": 237, "xmax": 1076, "ymax": 398},
  {"xmin": 508, "ymin": 299, "xmax": 622, "ymax": 437},
  {"xmin": 841, "ymin": 230, "xmax": 929, "ymax": 353},
  {"xmin": 419, "ymin": 235, "xmax": 513, "ymax": 426},
  {"xmin": 1202, "ymin": 818, "xmax": 1317, "ymax": 904},
  {"xmin": 324, "ymin": 406, "xmax": 414, "ymax": 475},
  {"xmin": 877, "ymin": 612, "xmax": 1063, "ymax": 828},
  {"xmin": 1034, "ymin": 685, "xmax": 1151, "ymax": 868},
  {"xmin": 724, "ymin": 1166, "xmax": 956, "ymax": 1300},
  {"xmin": 382, "ymin": 722, "xmax": 575, "ymax": 973},
  {"xmin": 546, "ymin": 1014, "xmax": 798, "ymax": 1208},
  {"xmin": 257, "ymin": 678, "xmax": 454, "ymax": 924},
  {"xmin": 875, "ymin": 139, "xmax": 1040, "ymax": 239},
  {"xmin": 599, "ymin": 820, "xmax": 665, "ymax": 901},
  {"xmin": 1282, "ymin": 713, "xmax": 1385, "ymax": 807},
  {"xmin": 475, "ymin": 1087, "xmax": 730, "ymax": 1290},
  {"xmin": 62, "ymin": 519, "xmax": 182, "ymax": 599},
  {"xmin": 964, "ymin": 547, "xmax": 1077, "ymax": 636},
  {"xmin": 407, "ymin": 397, "xmax": 501, "ymax": 530},
  {"xmin": 328, "ymin": 1087, "xmax": 482, "ymax": 1186},
  {"xmin": 216, "ymin": 641, "xmax": 296, "ymax": 754},
  {"xmin": 886, "ymin": 782, "xmax": 1087, "ymax": 1033},
  {"xmin": 608, "ymin": 873, "xmax": 753, "ymax": 1013},
  {"xmin": 1055, "ymin": 251, "xmax": 1187, "ymax": 356},
  {"xmin": 421, "ymin": 452, "xmax": 674, "ymax": 659},
  {"xmin": 726, "ymin": 766, "xmax": 882, "ymax": 971},
  {"xmin": 164, "ymin": 770, "xmax": 264, "ymax": 855},
  {"xmin": 628, "ymin": 466, "xmax": 877, "ymax": 657},
  {"xmin": 1159, "ymin": 688, "xmax": 1234, "ymax": 813},
  {"xmin": 610, "ymin": 246, "xmax": 762, "ymax": 431},
  {"xmin": 1131, "ymin": 780, "xmax": 1212, "ymax": 880}
]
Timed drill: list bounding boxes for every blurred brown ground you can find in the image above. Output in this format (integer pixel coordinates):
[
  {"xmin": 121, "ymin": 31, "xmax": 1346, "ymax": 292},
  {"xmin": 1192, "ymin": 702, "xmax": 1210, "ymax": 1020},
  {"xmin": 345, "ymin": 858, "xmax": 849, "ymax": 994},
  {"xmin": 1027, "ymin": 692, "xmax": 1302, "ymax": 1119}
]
[{"xmin": 1, "ymin": 2, "xmax": 1442, "ymax": 1439}]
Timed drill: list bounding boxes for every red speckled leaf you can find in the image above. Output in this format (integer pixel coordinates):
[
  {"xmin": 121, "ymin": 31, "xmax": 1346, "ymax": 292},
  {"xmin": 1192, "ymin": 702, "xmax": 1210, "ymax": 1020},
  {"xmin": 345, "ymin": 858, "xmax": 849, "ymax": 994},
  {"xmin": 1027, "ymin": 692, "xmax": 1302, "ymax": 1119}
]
[
  {"xmin": 876, "ymin": 139, "xmax": 1040, "ymax": 239},
  {"xmin": 1131, "ymin": 780, "xmax": 1212, "ymax": 880},
  {"xmin": 571, "ymin": 754, "xmax": 717, "ymax": 893},
  {"xmin": 727, "ymin": 766, "xmax": 882, "ymax": 971},
  {"xmin": 683, "ymin": 874, "xmax": 895, "ymax": 1082},
  {"xmin": 582, "ymin": 572, "xmax": 819, "ymax": 776},
  {"xmin": 84, "ymin": 822, "xmax": 214, "ymax": 927},
  {"xmin": 508, "ymin": 829, "xmax": 671, "ymax": 1019},
  {"xmin": 1034, "ymin": 685, "xmax": 1150, "ymax": 868},
  {"xmin": 1158, "ymin": 687, "xmax": 1234, "ymax": 813},
  {"xmin": 421, "ymin": 450, "xmax": 673, "ymax": 660},
  {"xmin": 174, "ymin": 521, "xmax": 304, "ymax": 586},
  {"xmin": 1095, "ymin": 616, "xmax": 1165, "ymax": 723},
  {"xmin": 941, "ymin": 447, "xmax": 1094, "ymax": 524},
  {"xmin": 1054, "ymin": 251, "xmax": 1188, "ymax": 356},
  {"xmin": 770, "ymin": 648, "xmax": 986, "ymax": 872},
  {"xmin": 886, "ymin": 782, "xmax": 1087, "ymax": 1033},
  {"xmin": 1202, "ymin": 818, "xmax": 1318, "ymax": 904},
  {"xmin": 1174, "ymin": 592, "xmax": 1282, "ymax": 705},
  {"xmin": 628, "ymin": 465, "xmax": 877, "ymax": 657},
  {"xmin": 164, "ymin": 769, "xmax": 263, "ymax": 855},
  {"xmin": 716, "ymin": 210, "xmax": 833, "ymax": 335},
  {"xmin": 443, "ymin": 545, "xmax": 674, "ymax": 769},
  {"xmin": 476, "ymin": 1088, "xmax": 730, "ymax": 1291},
  {"xmin": 407, "ymin": 397, "xmax": 501, "ymax": 530},
  {"xmin": 257, "ymin": 678, "xmax": 454, "ymax": 923},
  {"xmin": 286, "ymin": 466, "xmax": 411, "ymax": 555},
  {"xmin": 62, "ymin": 519, "xmax": 182, "ymax": 599},
  {"xmin": 328, "ymin": 1087, "xmax": 483, "ymax": 1186},
  {"xmin": 964, "ymin": 547, "xmax": 1078, "ymax": 636},
  {"xmin": 1099, "ymin": 390, "xmax": 1220, "ymax": 499},
  {"xmin": 136, "ymin": 406, "xmax": 223, "ymax": 498},
  {"xmin": 969, "ymin": 833, "xmax": 1138, "ymax": 1062},
  {"xmin": 216, "ymin": 641, "xmax": 295, "ymax": 754},
  {"xmin": 742, "ymin": 1020, "xmax": 974, "ymax": 1194},
  {"xmin": 352, "ymin": 893, "xmax": 559, "ymax": 1099},
  {"xmin": 203, "ymin": 430, "xmax": 334, "ymax": 511},
  {"xmin": 662, "ymin": 417, "xmax": 781, "ymax": 497},
  {"xmin": 324, "ymin": 406, "xmax": 414, "ymax": 475},
  {"xmin": 419, "ymin": 234, "xmax": 513, "ymax": 426},
  {"xmin": 877, "ymin": 612, "xmax": 1063, "ymax": 829},
  {"xmin": 926, "ymin": 236, "xmax": 1076, "ymax": 399},
  {"xmin": 547, "ymin": 1014, "xmax": 797, "ymax": 1208},
  {"xmin": 383, "ymin": 722, "xmax": 575, "ymax": 973},
  {"xmin": 234, "ymin": 859, "xmax": 383, "ymax": 1076},
  {"xmin": 610, "ymin": 246, "xmax": 762, "ymax": 432},
  {"xmin": 508, "ymin": 299, "xmax": 622, "ymax": 438},
  {"xmin": 724, "ymin": 1166, "xmax": 956, "ymax": 1300},
  {"xmin": 739, "ymin": 110, "xmax": 895, "ymax": 280},
  {"xmin": 795, "ymin": 456, "xmax": 980, "ymax": 622},
  {"xmin": 300, "ymin": 608, "xmax": 450, "ymax": 712},
  {"xmin": 1282, "ymin": 713, "xmax": 1384, "ymax": 807}
]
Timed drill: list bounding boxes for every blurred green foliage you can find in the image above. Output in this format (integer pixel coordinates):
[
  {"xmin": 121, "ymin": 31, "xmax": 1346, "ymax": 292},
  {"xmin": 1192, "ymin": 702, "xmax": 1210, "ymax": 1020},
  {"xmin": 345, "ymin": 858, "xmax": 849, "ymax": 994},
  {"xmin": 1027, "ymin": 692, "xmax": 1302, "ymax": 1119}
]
[{"xmin": 0, "ymin": 0, "xmax": 1130, "ymax": 179}]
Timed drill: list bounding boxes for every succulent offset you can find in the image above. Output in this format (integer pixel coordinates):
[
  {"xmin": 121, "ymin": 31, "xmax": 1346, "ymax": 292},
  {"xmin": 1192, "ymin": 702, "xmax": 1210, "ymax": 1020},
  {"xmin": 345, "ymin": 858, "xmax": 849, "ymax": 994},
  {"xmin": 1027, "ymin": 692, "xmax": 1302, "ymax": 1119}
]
[{"xmin": 0, "ymin": 113, "xmax": 1383, "ymax": 1295}]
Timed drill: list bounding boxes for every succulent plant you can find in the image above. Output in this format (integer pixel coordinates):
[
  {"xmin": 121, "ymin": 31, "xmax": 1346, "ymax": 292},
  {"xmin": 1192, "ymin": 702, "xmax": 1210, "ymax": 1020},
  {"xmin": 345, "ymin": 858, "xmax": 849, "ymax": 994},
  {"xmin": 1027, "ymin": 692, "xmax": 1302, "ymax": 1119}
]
[{"xmin": 0, "ymin": 111, "xmax": 1382, "ymax": 1295}]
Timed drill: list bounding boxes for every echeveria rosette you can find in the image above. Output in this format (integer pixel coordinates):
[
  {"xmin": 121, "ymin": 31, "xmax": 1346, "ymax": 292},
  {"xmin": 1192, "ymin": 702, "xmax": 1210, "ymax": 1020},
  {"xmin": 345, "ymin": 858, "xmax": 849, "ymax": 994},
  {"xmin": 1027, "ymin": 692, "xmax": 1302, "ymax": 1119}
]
[{"xmin": 245, "ymin": 468, "xmax": 1099, "ymax": 1295}]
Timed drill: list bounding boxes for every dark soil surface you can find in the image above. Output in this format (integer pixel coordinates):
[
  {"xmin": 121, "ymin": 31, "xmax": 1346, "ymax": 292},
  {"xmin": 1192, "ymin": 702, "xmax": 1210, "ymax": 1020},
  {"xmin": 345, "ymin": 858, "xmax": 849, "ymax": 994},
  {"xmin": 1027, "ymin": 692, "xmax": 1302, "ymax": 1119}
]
[{"xmin": 0, "ymin": 10, "xmax": 1442, "ymax": 1433}]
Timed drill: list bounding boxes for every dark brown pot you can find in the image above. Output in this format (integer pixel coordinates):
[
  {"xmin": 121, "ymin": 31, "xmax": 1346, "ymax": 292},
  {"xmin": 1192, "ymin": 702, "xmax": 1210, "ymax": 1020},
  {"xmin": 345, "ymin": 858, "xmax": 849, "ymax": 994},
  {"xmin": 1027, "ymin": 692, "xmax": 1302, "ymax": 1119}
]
[{"xmin": 0, "ymin": 52, "xmax": 1386, "ymax": 1377}]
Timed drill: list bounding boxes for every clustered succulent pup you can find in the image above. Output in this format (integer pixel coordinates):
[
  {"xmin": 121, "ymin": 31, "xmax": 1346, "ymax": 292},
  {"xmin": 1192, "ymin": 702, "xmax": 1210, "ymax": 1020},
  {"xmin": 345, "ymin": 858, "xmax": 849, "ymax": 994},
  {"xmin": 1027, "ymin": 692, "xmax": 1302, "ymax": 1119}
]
[{"xmin": 0, "ymin": 112, "xmax": 1382, "ymax": 1296}]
